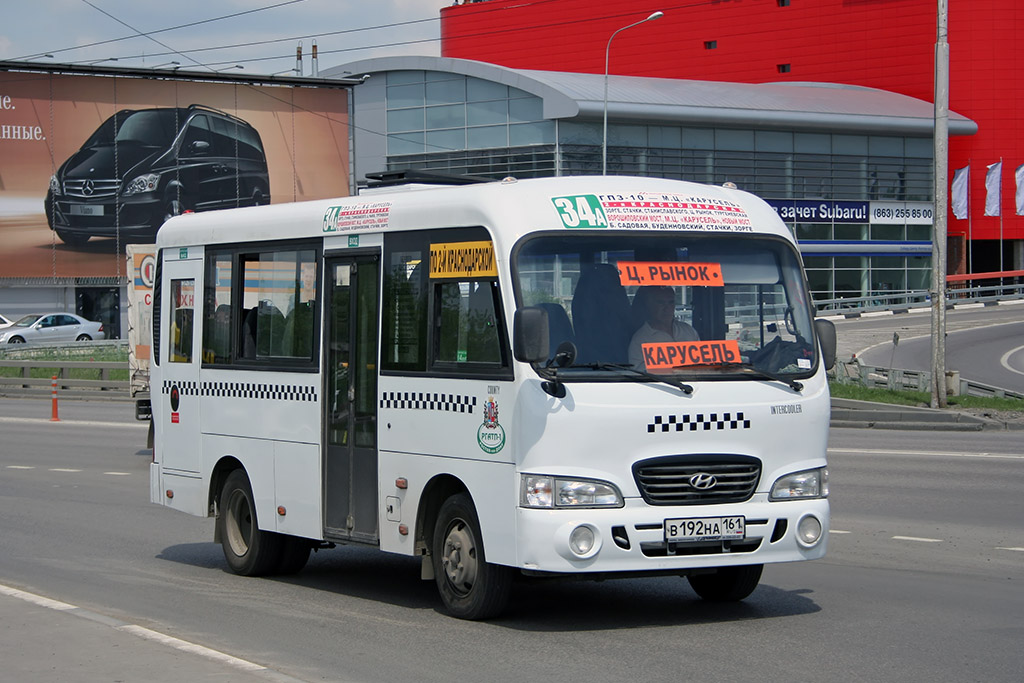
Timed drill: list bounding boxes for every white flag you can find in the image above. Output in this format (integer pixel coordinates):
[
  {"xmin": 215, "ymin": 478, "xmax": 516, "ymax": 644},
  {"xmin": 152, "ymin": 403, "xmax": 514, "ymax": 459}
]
[
  {"xmin": 950, "ymin": 165, "xmax": 969, "ymax": 220},
  {"xmin": 1016, "ymin": 163, "xmax": 1024, "ymax": 216},
  {"xmin": 984, "ymin": 161, "xmax": 1002, "ymax": 217}
]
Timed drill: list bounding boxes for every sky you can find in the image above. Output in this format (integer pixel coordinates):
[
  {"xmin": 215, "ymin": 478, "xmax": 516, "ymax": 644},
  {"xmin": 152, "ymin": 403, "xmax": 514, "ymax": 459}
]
[{"xmin": 0, "ymin": 0, "xmax": 454, "ymax": 75}]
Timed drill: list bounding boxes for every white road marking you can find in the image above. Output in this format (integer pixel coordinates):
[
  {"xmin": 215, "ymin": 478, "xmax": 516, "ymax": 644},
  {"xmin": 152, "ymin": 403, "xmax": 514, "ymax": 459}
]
[
  {"xmin": 999, "ymin": 344, "xmax": 1024, "ymax": 376},
  {"xmin": 49, "ymin": 468, "xmax": 82, "ymax": 473},
  {"xmin": 118, "ymin": 625, "xmax": 268, "ymax": 673},
  {"xmin": 0, "ymin": 582, "xmax": 303, "ymax": 680},
  {"xmin": 995, "ymin": 547, "xmax": 1024, "ymax": 552},
  {"xmin": 829, "ymin": 530, "xmax": 851, "ymax": 534},
  {"xmin": 0, "ymin": 583, "xmax": 77, "ymax": 611},
  {"xmin": 5, "ymin": 465, "xmax": 34, "ymax": 470},
  {"xmin": 829, "ymin": 447, "xmax": 1024, "ymax": 460},
  {"xmin": 104, "ymin": 472, "xmax": 131, "ymax": 476},
  {"xmin": 892, "ymin": 535, "xmax": 943, "ymax": 543}
]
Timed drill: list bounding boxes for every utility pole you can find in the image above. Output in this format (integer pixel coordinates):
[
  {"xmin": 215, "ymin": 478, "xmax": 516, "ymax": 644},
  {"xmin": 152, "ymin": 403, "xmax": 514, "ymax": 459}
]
[{"xmin": 931, "ymin": 0, "xmax": 949, "ymax": 408}]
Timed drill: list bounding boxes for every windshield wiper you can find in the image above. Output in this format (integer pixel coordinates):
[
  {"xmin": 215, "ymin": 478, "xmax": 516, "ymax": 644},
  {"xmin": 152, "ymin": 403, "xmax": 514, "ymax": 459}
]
[
  {"xmin": 673, "ymin": 361, "xmax": 803, "ymax": 392},
  {"xmin": 570, "ymin": 362, "xmax": 694, "ymax": 395}
]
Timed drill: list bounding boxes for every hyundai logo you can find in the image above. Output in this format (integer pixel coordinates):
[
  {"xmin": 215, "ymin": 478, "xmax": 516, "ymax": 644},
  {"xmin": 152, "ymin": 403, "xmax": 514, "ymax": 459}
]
[
  {"xmin": 688, "ymin": 473, "xmax": 717, "ymax": 490},
  {"xmin": 82, "ymin": 179, "xmax": 95, "ymax": 196}
]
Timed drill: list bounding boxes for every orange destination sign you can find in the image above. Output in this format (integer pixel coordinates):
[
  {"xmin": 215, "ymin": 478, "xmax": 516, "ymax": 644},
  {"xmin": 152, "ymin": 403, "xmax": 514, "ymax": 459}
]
[
  {"xmin": 641, "ymin": 340, "xmax": 742, "ymax": 371},
  {"xmin": 618, "ymin": 261, "xmax": 723, "ymax": 287}
]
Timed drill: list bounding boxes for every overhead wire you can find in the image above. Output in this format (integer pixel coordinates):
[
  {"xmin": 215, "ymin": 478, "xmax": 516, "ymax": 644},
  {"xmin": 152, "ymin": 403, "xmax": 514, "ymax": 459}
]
[
  {"xmin": 13, "ymin": 0, "xmax": 311, "ymax": 61},
  {"xmin": 10, "ymin": 0, "xmax": 727, "ymax": 72}
]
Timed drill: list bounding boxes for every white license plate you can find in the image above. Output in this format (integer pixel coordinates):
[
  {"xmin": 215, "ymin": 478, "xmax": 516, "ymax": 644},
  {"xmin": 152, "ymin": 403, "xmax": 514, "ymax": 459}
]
[
  {"xmin": 664, "ymin": 516, "xmax": 745, "ymax": 542},
  {"xmin": 70, "ymin": 204, "xmax": 103, "ymax": 216}
]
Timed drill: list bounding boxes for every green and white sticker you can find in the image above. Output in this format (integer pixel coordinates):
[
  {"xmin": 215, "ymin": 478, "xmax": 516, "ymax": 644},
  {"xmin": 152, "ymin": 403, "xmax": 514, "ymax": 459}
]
[
  {"xmin": 551, "ymin": 195, "xmax": 609, "ymax": 229},
  {"xmin": 477, "ymin": 396, "xmax": 505, "ymax": 454}
]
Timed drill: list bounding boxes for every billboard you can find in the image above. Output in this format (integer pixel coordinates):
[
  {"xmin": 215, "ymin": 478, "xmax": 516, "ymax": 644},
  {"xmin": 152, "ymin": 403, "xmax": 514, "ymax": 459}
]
[{"xmin": 0, "ymin": 70, "xmax": 350, "ymax": 279}]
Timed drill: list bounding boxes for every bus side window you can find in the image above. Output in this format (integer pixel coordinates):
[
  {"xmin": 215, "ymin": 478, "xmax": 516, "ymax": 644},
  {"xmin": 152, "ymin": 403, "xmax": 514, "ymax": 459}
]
[
  {"xmin": 202, "ymin": 251, "xmax": 233, "ymax": 364},
  {"xmin": 435, "ymin": 279, "xmax": 503, "ymax": 365},
  {"xmin": 169, "ymin": 279, "xmax": 195, "ymax": 363}
]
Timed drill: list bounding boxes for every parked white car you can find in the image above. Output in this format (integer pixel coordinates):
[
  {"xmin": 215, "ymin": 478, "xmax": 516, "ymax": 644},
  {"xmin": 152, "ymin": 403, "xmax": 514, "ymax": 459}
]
[
  {"xmin": 0, "ymin": 313, "xmax": 14, "ymax": 330},
  {"xmin": 0, "ymin": 313, "xmax": 105, "ymax": 344}
]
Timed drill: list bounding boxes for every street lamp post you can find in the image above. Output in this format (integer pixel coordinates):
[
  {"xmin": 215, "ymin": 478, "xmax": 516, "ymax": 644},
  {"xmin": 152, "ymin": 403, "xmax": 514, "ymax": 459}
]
[{"xmin": 603, "ymin": 11, "xmax": 663, "ymax": 175}]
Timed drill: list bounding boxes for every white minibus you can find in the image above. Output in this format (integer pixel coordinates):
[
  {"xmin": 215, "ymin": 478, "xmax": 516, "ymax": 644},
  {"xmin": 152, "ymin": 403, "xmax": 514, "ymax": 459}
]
[{"xmin": 150, "ymin": 174, "xmax": 835, "ymax": 619}]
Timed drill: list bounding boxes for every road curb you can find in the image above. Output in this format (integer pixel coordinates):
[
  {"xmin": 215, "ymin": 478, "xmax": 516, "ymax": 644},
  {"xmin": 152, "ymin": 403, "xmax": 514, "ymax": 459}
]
[{"xmin": 829, "ymin": 397, "xmax": 1018, "ymax": 431}]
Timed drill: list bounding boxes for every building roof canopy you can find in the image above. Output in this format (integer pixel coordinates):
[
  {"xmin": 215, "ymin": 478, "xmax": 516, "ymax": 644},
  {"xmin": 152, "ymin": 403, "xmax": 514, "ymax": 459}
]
[{"xmin": 327, "ymin": 55, "xmax": 976, "ymax": 136}]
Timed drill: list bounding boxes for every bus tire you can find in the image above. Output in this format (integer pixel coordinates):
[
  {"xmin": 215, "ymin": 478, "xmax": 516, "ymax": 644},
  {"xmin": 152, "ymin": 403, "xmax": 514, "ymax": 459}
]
[
  {"xmin": 217, "ymin": 469, "xmax": 282, "ymax": 576},
  {"xmin": 687, "ymin": 564, "xmax": 763, "ymax": 602},
  {"xmin": 274, "ymin": 535, "xmax": 312, "ymax": 575},
  {"xmin": 432, "ymin": 493, "xmax": 512, "ymax": 620}
]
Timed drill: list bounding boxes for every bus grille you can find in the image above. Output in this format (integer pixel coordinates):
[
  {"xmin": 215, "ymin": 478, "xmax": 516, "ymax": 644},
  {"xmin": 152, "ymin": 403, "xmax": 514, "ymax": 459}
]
[{"xmin": 633, "ymin": 454, "xmax": 761, "ymax": 506}]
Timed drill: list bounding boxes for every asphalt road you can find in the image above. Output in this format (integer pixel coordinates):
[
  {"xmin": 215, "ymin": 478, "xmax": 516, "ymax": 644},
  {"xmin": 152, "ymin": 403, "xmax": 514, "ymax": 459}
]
[
  {"xmin": 1, "ymin": 399, "xmax": 1022, "ymax": 682},
  {"xmin": 836, "ymin": 301, "xmax": 1024, "ymax": 392}
]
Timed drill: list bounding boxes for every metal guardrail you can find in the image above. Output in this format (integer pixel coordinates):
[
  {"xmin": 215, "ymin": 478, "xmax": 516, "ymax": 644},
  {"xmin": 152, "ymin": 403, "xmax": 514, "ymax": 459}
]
[
  {"xmin": 813, "ymin": 282, "xmax": 1024, "ymax": 314},
  {"xmin": 0, "ymin": 340, "xmax": 130, "ymax": 400},
  {"xmin": 832, "ymin": 360, "xmax": 1024, "ymax": 400},
  {"xmin": 0, "ymin": 360, "xmax": 129, "ymax": 399}
]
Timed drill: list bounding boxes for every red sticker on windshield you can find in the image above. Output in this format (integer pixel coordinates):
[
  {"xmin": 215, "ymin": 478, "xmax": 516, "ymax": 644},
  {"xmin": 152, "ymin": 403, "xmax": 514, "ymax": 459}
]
[
  {"xmin": 618, "ymin": 262, "xmax": 723, "ymax": 287},
  {"xmin": 641, "ymin": 340, "xmax": 741, "ymax": 371}
]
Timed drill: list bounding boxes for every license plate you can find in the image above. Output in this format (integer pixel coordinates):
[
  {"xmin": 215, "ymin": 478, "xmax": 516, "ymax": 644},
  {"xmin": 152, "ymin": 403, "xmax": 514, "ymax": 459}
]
[
  {"xmin": 70, "ymin": 204, "xmax": 103, "ymax": 216},
  {"xmin": 664, "ymin": 516, "xmax": 745, "ymax": 542}
]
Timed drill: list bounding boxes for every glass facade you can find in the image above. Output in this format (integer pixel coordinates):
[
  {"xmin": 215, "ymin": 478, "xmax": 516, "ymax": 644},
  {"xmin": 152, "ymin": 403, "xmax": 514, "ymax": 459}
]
[{"xmin": 381, "ymin": 70, "xmax": 934, "ymax": 305}]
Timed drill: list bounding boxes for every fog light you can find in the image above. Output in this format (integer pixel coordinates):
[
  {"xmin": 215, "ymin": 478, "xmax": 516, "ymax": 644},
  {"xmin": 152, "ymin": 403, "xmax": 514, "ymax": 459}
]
[
  {"xmin": 569, "ymin": 525, "xmax": 596, "ymax": 557},
  {"xmin": 797, "ymin": 515, "xmax": 823, "ymax": 547}
]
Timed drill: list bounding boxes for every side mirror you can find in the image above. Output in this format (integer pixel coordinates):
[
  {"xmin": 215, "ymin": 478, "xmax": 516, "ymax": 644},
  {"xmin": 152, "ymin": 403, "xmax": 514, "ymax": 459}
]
[
  {"xmin": 814, "ymin": 318, "xmax": 837, "ymax": 371},
  {"xmin": 513, "ymin": 306, "xmax": 549, "ymax": 363},
  {"xmin": 189, "ymin": 140, "xmax": 210, "ymax": 155}
]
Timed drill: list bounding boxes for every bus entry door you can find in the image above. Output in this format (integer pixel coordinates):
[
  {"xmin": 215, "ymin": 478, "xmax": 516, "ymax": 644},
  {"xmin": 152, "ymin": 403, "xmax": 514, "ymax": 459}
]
[{"xmin": 323, "ymin": 255, "xmax": 380, "ymax": 543}]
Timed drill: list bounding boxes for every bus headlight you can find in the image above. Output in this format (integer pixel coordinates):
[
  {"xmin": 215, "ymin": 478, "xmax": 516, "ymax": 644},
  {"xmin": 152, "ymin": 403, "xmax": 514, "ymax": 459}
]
[
  {"xmin": 769, "ymin": 467, "xmax": 828, "ymax": 500},
  {"xmin": 520, "ymin": 475, "xmax": 623, "ymax": 508}
]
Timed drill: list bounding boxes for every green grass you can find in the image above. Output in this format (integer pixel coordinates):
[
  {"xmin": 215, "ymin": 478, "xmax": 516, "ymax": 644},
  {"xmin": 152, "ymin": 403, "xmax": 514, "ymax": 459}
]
[{"xmin": 829, "ymin": 381, "xmax": 1024, "ymax": 411}]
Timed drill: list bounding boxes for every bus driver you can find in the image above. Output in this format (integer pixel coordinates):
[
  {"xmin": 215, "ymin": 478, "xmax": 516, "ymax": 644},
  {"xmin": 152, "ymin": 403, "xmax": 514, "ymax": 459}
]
[{"xmin": 628, "ymin": 285, "xmax": 699, "ymax": 370}]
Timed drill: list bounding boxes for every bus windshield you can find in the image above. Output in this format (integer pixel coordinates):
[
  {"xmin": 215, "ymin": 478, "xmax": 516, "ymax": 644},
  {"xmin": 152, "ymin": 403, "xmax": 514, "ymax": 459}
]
[{"xmin": 513, "ymin": 232, "xmax": 817, "ymax": 380}]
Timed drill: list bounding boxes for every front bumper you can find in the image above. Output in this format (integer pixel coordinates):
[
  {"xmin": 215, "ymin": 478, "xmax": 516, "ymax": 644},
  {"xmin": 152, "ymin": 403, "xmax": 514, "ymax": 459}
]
[
  {"xmin": 46, "ymin": 193, "xmax": 162, "ymax": 237},
  {"xmin": 515, "ymin": 496, "xmax": 828, "ymax": 574}
]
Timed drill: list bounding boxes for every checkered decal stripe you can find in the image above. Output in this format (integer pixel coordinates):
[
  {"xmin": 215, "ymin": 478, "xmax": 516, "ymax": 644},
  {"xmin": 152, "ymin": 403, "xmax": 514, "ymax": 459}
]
[
  {"xmin": 161, "ymin": 380, "xmax": 317, "ymax": 402},
  {"xmin": 648, "ymin": 412, "xmax": 751, "ymax": 433},
  {"xmin": 161, "ymin": 381, "xmax": 199, "ymax": 396},
  {"xmin": 380, "ymin": 391, "xmax": 477, "ymax": 414}
]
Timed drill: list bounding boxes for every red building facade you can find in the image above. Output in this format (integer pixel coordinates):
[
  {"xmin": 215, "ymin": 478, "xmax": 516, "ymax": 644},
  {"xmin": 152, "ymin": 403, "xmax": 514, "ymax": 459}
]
[{"xmin": 442, "ymin": 0, "xmax": 1024, "ymax": 273}]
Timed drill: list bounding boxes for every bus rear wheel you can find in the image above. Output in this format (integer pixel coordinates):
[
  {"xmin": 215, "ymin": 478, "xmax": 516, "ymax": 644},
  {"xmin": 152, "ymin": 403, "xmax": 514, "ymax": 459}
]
[
  {"xmin": 218, "ymin": 469, "xmax": 282, "ymax": 576},
  {"xmin": 432, "ymin": 493, "xmax": 512, "ymax": 620},
  {"xmin": 687, "ymin": 564, "xmax": 763, "ymax": 602}
]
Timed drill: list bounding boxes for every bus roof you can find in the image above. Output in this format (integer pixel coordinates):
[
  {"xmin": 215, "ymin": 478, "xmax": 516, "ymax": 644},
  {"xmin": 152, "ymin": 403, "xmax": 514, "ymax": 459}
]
[{"xmin": 155, "ymin": 175, "xmax": 795, "ymax": 252}]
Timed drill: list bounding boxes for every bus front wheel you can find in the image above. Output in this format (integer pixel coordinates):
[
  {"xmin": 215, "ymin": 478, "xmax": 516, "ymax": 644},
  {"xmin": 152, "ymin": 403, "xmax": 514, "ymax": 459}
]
[
  {"xmin": 432, "ymin": 493, "xmax": 512, "ymax": 620},
  {"xmin": 217, "ymin": 469, "xmax": 282, "ymax": 576},
  {"xmin": 687, "ymin": 564, "xmax": 763, "ymax": 602}
]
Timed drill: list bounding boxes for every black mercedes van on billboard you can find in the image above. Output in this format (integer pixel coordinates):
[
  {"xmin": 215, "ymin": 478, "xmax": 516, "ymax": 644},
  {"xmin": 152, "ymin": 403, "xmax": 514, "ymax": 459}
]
[{"xmin": 45, "ymin": 104, "xmax": 270, "ymax": 247}]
